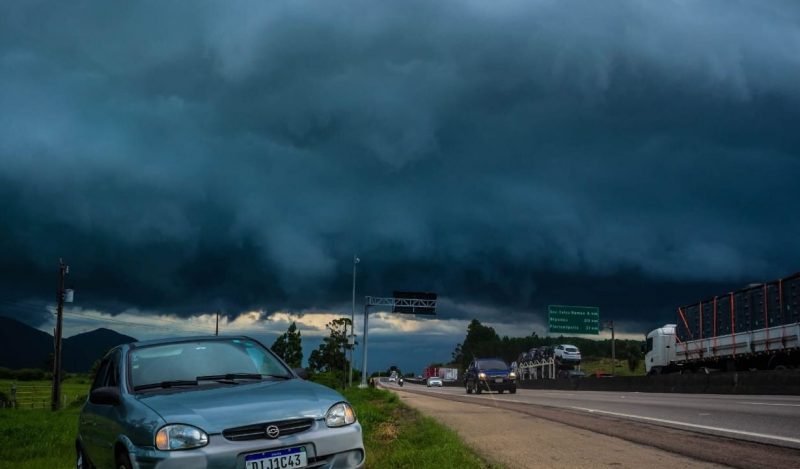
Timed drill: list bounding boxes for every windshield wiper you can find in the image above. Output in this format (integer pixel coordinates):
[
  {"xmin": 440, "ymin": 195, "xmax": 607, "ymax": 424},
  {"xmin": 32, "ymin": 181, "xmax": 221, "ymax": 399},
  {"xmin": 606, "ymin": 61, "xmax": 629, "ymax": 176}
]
[
  {"xmin": 196, "ymin": 373, "xmax": 264, "ymax": 383},
  {"xmin": 133, "ymin": 380, "xmax": 198, "ymax": 391},
  {"xmin": 263, "ymin": 373, "xmax": 292, "ymax": 380}
]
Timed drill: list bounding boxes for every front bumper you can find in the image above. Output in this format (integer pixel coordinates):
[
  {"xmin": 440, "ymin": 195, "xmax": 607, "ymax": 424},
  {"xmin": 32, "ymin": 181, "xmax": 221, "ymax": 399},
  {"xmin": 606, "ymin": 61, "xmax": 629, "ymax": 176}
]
[
  {"xmin": 129, "ymin": 420, "xmax": 364, "ymax": 469},
  {"xmin": 479, "ymin": 379, "xmax": 516, "ymax": 391}
]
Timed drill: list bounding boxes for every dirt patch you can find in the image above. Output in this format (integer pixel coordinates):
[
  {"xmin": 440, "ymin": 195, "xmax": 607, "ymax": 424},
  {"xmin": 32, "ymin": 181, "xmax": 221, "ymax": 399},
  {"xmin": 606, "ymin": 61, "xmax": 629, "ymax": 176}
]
[
  {"xmin": 391, "ymin": 389, "xmax": 728, "ymax": 469},
  {"xmin": 373, "ymin": 421, "xmax": 399, "ymax": 441}
]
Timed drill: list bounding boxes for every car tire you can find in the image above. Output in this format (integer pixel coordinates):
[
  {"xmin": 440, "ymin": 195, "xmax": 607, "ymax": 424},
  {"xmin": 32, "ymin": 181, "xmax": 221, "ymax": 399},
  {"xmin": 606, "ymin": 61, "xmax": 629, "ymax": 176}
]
[
  {"xmin": 76, "ymin": 444, "xmax": 92, "ymax": 469},
  {"xmin": 466, "ymin": 382, "xmax": 472, "ymax": 394},
  {"xmin": 116, "ymin": 451, "xmax": 133, "ymax": 469},
  {"xmin": 498, "ymin": 389, "xmax": 504, "ymax": 394},
  {"xmin": 510, "ymin": 387, "xmax": 517, "ymax": 394},
  {"xmin": 475, "ymin": 382, "xmax": 482, "ymax": 394}
]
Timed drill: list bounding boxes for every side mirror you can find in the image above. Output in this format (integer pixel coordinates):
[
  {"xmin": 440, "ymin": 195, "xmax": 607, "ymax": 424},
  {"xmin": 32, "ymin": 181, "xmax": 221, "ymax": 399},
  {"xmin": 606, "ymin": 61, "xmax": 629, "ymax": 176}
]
[
  {"xmin": 293, "ymin": 368, "xmax": 309, "ymax": 380},
  {"xmin": 89, "ymin": 386, "xmax": 121, "ymax": 406}
]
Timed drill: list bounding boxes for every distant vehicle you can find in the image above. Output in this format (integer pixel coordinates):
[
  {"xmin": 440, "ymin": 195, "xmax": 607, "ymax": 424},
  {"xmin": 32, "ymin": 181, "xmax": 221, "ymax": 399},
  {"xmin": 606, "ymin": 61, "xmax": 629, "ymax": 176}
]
[
  {"xmin": 388, "ymin": 371, "xmax": 398, "ymax": 382},
  {"xmin": 645, "ymin": 272, "xmax": 800, "ymax": 374},
  {"xmin": 554, "ymin": 344, "xmax": 581, "ymax": 364},
  {"xmin": 437, "ymin": 367, "xmax": 459, "ymax": 381},
  {"xmin": 76, "ymin": 336, "xmax": 364, "ymax": 469},
  {"xmin": 464, "ymin": 358, "xmax": 516, "ymax": 394},
  {"xmin": 426, "ymin": 376, "xmax": 443, "ymax": 387}
]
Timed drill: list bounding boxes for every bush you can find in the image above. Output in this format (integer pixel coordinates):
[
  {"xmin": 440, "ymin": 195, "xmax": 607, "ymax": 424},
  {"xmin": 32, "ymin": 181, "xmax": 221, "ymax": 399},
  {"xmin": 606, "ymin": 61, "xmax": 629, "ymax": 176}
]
[{"xmin": 308, "ymin": 371, "xmax": 346, "ymax": 390}]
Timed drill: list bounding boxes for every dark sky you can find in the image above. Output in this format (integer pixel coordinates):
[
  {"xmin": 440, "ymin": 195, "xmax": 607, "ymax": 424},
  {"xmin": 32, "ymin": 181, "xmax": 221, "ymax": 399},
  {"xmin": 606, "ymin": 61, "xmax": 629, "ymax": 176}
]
[{"xmin": 1, "ymin": 1, "xmax": 799, "ymax": 372}]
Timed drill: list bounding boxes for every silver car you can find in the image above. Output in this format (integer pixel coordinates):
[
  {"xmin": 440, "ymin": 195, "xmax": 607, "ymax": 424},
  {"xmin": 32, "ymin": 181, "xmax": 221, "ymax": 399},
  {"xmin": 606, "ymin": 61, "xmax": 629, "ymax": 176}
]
[
  {"xmin": 426, "ymin": 377, "xmax": 443, "ymax": 387},
  {"xmin": 76, "ymin": 336, "xmax": 364, "ymax": 469}
]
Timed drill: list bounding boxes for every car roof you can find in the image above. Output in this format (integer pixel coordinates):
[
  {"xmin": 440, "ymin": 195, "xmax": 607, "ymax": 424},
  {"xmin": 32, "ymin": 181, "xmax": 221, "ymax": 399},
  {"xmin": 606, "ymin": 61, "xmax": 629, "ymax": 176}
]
[{"xmin": 129, "ymin": 335, "xmax": 256, "ymax": 348}]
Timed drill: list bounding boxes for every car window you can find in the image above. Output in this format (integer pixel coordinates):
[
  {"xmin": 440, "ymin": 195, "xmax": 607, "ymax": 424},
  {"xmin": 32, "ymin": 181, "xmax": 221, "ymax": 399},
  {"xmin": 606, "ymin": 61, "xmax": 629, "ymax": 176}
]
[
  {"xmin": 129, "ymin": 338, "xmax": 291, "ymax": 390},
  {"xmin": 104, "ymin": 352, "xmax": 120, "ymax": 388},
  {"xmin": 91, "ymin": 358, "xmax": 111, "ymax": 391},
  {"xmin": 477, "ymin": 359, "xmax": 507, "ymax": 369}
]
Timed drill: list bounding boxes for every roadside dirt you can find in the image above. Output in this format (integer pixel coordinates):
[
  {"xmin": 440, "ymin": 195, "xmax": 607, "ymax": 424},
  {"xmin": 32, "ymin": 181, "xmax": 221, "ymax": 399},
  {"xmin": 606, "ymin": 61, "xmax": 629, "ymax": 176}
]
[{"xmin": 389, "ymin": 388, "xmax": 728, "ymax": 469}]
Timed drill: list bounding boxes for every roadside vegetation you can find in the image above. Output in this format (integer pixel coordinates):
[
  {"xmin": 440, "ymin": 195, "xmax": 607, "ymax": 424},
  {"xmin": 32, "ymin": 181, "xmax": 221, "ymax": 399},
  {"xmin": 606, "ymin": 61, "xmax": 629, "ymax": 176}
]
[
  {"xmin": 343, "ymin": 387, "xmax": 500, "ymax": 469},
  {"xmin": 0, "ymin": 400, "xmax": 83, "ymax": 469},
  {"xmin": 0, "ymin": 377, "xmax": 496, "ymax": 468}
]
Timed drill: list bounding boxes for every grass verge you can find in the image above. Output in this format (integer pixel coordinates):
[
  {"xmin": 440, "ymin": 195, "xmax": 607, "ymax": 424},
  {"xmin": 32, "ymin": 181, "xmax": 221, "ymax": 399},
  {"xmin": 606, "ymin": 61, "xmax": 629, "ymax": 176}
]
[
  {"xmin": 0, "ymin": 381, "xmax": 494, "ymax": 469},
  {"xmin": 0, "ymin": 406, "xmax": 81, "ymax": 469},
  {"xmin": 343, "ymin": 387, "xmax": 500, "ymax": 468}
]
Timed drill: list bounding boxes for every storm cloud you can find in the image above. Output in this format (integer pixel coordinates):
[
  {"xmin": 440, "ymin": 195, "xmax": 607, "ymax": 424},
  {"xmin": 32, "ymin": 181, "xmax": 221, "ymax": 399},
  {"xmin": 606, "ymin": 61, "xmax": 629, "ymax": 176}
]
[{"xmin": 1, "ymin": 0, "xmax": 799, "ymax": 334}]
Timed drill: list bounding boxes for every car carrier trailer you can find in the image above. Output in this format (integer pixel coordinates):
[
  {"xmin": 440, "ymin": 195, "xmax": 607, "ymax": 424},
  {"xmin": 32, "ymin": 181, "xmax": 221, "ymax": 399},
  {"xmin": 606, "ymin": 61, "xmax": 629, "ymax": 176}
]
[{"xmin": 646, "ymin": 272, "xmax": 800, "ymax": 374}]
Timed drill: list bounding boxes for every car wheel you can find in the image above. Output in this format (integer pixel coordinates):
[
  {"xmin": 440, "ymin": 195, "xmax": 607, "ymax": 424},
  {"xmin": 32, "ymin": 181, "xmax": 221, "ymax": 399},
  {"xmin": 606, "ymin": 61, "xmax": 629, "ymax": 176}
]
[
  {"xmin": 475, "ymin": 382, "xmax": 482, "ymax": 394},
  {"xmin": 466, "ymin": 382, "xmax": 472, "ymax": 394},
  {"xmin": 116, "ymin": 451, "xmax": 133, "ymax": 469},
  {"xmin": 510, "ymin": 387, "xmax": 517, "ymax": 394},
  {"xmin": 76, "ymin": 445, "xmax": 92, "ymax": 469}
]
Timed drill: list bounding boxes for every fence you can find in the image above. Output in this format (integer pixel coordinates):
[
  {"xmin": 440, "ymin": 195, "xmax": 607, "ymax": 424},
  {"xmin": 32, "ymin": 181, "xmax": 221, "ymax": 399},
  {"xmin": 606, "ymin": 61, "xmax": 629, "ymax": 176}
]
[{"xmin": 0, "ymin": 383, "xmax": 84, "ymax": 409}]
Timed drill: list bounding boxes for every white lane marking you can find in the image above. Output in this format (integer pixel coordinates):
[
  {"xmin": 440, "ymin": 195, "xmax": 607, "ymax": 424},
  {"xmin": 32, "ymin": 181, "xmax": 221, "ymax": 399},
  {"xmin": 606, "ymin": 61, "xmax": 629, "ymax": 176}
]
[
  {"xmin": 736, "ymin": 402, "xmax": 800, "ymax": 407},
  {"xmin": 568, "ymin": 406, "xmax": 800, "ymax": 445}
]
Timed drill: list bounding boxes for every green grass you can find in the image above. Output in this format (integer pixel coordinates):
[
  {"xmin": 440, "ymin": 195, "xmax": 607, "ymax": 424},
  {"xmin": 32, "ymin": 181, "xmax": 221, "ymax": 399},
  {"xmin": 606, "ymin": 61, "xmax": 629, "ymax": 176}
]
[
  {"xmin": 343, "ymin": 387, "xmax": 500, "ymax": 468},
  {"xmin": 0, "ymin": 381, "xmax": 493, "ymax": 469},
  {"xmin": 579, "ymin": 357, "xmax": 646, "ymax": 376},
  {"xmin": 0, "ymin": 406, "xmax": 81, "ymax": 469}
]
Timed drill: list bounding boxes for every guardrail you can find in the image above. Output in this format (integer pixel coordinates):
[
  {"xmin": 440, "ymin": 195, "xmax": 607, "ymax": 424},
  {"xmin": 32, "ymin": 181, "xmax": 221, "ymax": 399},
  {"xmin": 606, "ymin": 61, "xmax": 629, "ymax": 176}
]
[
  {"xmin": 400, "ymin": 370, "xmax": 800, "ymax": 395},
  {"xmin": 515, "ymin": 369, "xmax": 800, "ymax": 395}
]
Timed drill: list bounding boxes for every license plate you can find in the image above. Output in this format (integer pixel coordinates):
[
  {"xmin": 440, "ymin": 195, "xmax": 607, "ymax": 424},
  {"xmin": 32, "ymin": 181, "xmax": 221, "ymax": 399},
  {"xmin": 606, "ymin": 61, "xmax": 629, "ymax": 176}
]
[
  {"xmin": 495, "ymin": 378, "xmax": 503, "ymax": 383},
  {"xmin": 245, "ymin": 447, "xmax": 307, "ymax": 469}
]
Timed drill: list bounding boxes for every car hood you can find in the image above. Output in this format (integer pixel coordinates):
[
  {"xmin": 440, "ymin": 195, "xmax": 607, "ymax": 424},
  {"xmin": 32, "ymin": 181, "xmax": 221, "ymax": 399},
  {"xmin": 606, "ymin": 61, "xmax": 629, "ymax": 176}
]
[{"xmin": 136, "ymin": 379, "xmax": 343, "ymax": 433}]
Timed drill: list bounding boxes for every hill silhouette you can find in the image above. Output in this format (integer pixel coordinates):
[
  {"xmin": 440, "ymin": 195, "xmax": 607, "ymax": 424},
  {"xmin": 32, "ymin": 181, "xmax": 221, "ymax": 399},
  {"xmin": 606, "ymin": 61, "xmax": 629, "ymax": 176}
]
[{"xmin": 0, "ymin": 316, "xmax": 136, "ymax": 372}]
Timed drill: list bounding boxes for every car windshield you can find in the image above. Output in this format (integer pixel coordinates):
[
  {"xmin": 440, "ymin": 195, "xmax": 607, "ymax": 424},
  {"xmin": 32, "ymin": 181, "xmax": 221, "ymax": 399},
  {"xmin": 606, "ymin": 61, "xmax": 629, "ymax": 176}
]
[
  {"xmin": 566, "ymin": 347, "xmax": 578, "ymax": 352},
  {"xmin": 129, "ymin": 338, "xmax": 291, "ymax": 391},
  {"xmin": 478, "ymin": 359, "xmax": 507, "ymax": 370}
]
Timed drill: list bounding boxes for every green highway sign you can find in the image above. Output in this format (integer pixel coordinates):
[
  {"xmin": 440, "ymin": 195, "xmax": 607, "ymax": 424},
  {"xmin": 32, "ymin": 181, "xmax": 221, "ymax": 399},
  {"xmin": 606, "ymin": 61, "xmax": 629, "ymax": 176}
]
[{"xmin": 548, "ymin": 305, "xmax": 600, "ymax": 335}]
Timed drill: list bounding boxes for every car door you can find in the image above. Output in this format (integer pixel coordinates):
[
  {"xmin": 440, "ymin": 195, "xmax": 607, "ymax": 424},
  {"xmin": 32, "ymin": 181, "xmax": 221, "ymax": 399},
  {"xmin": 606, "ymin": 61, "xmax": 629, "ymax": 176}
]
[
  {"xmin": 83, "ymin": 351, "xmax": 122, "ymax": 468},
  {"xmin": 81, "ymin": 356, "xmax": 111, "ymax": 465}
]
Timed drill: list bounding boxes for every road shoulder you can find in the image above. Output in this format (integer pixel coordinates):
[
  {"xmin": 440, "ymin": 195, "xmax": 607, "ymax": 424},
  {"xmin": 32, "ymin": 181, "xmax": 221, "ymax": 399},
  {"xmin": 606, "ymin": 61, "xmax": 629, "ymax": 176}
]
[{"xmin": 389, "ymin": 387, "xmax": 726, "ymax": 469}]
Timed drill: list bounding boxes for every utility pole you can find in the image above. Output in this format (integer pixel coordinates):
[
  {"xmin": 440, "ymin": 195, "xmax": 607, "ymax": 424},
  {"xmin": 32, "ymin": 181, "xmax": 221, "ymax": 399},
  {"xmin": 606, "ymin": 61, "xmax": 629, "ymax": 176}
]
[
  {"xmin": 360, "ymin": 303, "xmax": 369, "ymax": 388},
  {"xmin": 604, "ymin": 320, "xmax": 616, "ymax": 376},
  {"xmin": 348, "ymin": 255, "xmax": 359, "ymax": 387},
  {"xmin": 215, "ymin": 311, "xmax": 220, "ymax": 336},
  {"xmin": 51, "ymin": 259, "xmax": 68, "ymax": 411}
]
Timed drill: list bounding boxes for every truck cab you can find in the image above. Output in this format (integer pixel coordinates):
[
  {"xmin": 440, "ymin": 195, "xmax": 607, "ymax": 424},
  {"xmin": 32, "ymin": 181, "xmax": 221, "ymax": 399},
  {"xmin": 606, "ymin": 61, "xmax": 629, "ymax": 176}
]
[{"xmin": 645, "ymin": 324, "xmax": 677, "ymax": 375}]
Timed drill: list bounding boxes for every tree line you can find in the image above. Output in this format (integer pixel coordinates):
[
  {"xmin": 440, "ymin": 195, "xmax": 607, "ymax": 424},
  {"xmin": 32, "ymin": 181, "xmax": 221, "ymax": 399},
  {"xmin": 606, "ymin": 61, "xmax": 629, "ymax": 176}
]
[{"xmin": 451, "ymin": 319, "xmax": 645, "ymax": 372}]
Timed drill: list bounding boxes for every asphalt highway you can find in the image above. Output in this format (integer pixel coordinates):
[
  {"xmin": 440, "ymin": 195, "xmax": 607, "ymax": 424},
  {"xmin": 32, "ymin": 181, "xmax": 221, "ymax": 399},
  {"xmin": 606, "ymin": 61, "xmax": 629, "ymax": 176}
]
[{"xmin": 391, "ymin": 381, "xmax": 800, "ymax": 449}]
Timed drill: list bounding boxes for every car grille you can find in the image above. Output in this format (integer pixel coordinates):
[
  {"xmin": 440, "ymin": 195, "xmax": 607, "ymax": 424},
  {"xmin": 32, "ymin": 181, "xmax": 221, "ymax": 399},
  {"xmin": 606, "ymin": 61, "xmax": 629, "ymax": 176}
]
[{"xmin": 222, "ymin": 418, "xmax": 314, "ymax": 441}]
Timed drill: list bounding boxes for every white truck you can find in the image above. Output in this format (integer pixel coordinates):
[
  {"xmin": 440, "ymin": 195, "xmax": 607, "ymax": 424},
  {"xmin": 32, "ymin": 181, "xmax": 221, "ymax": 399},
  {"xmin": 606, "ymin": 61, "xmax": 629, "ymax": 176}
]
[
  {"xmin": 645, "ymin": 273, "xmax": 800, "ymax": 374},
  {"xmin": 437, "ymin": 367, "xmax": 458, "ymax": 381}
]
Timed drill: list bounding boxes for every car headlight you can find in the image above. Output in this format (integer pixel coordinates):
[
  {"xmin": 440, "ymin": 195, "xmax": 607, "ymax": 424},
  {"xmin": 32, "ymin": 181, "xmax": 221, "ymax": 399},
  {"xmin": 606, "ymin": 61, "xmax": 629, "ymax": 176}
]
[
  {"xmin": 478, "ymin": 372, "xmax": 486, "ymax": 380},
  {"xmin": 325, "ymin": 402, "xmax": 356, "ymax": 427},
  {"xmin": 509, "ymin": 372, "xmax": 516, "ymax": 379},
  {"xmin": 155, "ymin": 424, "xmax": 208, "ymax": 451}
]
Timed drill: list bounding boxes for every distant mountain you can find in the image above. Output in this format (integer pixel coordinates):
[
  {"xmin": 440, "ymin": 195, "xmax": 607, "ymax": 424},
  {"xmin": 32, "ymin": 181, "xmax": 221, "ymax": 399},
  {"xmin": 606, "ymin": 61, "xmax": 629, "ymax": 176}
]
[
  {"xmin": 0, "ymin": 316, "xmax": 137, "ymax": 372},
  {"xmin": 63, "ymin": 328, "xmax": 137, "ymax": 372},
  {"xmin": 0, "ymin": 316, "xmax": 52, "ymax": 369}
]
